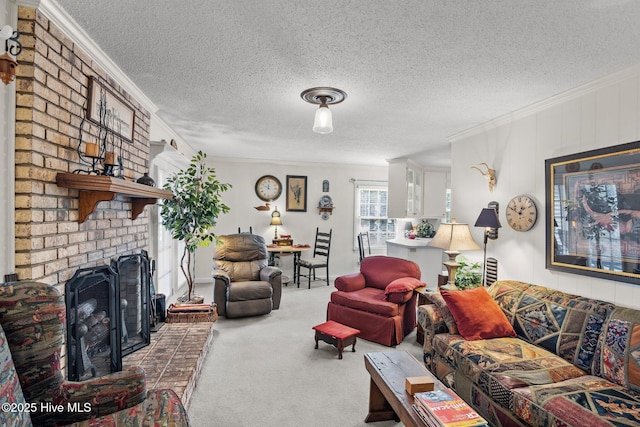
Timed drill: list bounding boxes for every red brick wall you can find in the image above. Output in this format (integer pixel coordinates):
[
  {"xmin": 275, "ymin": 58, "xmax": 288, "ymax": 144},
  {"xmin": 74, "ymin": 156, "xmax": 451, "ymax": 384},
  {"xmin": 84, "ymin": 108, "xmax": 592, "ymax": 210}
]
[{"xmin": 14, "ymin": 7, "xmax": 152, "ymax": 288}]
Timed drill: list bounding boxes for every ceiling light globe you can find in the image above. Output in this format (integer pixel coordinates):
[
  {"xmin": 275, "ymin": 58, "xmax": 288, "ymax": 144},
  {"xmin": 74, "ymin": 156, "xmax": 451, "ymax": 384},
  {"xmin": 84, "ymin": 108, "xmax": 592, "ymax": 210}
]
[{"xmin": 313, "ymin": 105, "xmax": 333, "ymax": 134}]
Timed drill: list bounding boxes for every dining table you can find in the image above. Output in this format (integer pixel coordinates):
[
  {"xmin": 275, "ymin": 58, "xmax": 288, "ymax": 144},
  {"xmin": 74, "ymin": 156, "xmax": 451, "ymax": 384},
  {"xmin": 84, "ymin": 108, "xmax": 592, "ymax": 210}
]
[{"xmin": 266, "ymin": 244, "xmax": 311, "ymax": 284}]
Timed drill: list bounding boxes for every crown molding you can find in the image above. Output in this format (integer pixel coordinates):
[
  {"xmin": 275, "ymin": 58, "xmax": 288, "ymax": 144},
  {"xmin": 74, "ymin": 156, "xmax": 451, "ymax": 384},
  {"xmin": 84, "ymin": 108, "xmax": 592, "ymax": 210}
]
[
  {"xmin": 150, "ymin": 114, "xmax": 196, "ymax": 159},
  {"xmin": 16, "ymin": 0, "xmax": 41, "ymax": 8},
  {"xmin": 448, "ymin": 64, "xmax": 640, "ymax": 143},
  {"xmin": 38, "ymin": 0, "xmax": 158, "ymax": 114}
]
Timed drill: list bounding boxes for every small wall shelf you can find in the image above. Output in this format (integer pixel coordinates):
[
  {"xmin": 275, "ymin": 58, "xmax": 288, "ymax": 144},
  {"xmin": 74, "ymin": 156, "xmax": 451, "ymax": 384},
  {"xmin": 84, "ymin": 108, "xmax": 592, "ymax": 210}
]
[{"xmin": 56, "ymin": 173, "xmax": 173, "ymax": 223}]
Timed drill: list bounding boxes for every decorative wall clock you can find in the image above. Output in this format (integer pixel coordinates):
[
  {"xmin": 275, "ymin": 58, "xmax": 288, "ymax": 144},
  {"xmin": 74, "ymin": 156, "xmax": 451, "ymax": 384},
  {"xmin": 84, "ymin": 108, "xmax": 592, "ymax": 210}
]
[
  {"xmin": 255, "ymin": 175, "xmax": 282, "ymax": 202},
  {"xmin": 506, "ymin": 194, "xmax": 538, "ymax": 232}
]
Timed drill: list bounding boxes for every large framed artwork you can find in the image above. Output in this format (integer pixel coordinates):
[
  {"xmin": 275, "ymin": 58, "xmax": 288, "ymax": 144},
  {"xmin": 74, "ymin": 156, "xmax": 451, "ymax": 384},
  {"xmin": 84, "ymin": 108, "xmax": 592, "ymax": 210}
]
[
  {"xmin": 545, "ymin": 140, "xmax": 640, "ymax": 283},
  {"xmin": 286, "ymin": 175, "xmax": 307, "ymax": 212},
  {"xmin": 87, "ymin": 77, "xmax": 135, "ymax": 142}
]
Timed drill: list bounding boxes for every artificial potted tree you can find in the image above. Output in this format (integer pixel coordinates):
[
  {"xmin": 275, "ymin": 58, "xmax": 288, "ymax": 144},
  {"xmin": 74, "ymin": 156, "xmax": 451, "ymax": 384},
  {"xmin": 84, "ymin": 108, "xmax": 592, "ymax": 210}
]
[{"xmin": 160, "ymin": 150, "xmax": 231, "ymax": 304}]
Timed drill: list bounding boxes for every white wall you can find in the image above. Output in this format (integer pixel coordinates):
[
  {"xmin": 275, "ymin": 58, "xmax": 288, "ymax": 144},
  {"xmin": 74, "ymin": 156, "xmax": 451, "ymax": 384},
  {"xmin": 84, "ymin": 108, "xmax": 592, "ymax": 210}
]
[
  {"xmin": 449, "ymin": 65, "xmax": 640, "ymax": 309},
  {"xmin": 1, "ymin": 0, "xmax": 17, "ymax": 278},
  {"xmin": 194, "ymin": 158, "xmax": 388, "ymax": 284}
]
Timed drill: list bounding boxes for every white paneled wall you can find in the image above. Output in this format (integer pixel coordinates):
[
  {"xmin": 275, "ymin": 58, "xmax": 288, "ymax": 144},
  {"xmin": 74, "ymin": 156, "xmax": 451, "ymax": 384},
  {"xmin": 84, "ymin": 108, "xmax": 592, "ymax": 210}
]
[{"xmin": 449, "ymin": 65, "xmax": 640, "ymax": 309}]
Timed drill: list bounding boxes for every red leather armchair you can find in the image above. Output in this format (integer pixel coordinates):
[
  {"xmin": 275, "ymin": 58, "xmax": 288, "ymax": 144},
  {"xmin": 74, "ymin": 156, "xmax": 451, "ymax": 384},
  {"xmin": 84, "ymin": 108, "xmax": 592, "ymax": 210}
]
[{"xmin": 327, "ymin": 256, "xmax": 423, "ymax": 346}]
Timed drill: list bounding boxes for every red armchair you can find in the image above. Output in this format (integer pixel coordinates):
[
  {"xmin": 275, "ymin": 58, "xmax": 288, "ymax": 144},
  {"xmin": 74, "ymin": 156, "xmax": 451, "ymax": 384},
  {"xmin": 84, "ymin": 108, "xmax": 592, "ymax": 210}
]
[{"xmin": 327, "ymin": 256, "xmax": 423, "ymax": 346}]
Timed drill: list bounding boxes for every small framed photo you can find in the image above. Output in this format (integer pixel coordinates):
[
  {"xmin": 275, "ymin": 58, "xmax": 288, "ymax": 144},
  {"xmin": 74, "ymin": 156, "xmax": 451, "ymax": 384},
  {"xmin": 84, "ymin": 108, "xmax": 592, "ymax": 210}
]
[{"xmin": 286, "ymin": 175, "xmax": 307, "ymax": 212}]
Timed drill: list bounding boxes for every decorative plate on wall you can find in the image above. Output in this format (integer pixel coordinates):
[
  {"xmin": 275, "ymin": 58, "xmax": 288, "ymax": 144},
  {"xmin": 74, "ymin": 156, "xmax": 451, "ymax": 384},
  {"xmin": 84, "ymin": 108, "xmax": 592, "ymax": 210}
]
[{"xmin": 319, "ymin": 195, "xmax": 332, "ymax": 207}]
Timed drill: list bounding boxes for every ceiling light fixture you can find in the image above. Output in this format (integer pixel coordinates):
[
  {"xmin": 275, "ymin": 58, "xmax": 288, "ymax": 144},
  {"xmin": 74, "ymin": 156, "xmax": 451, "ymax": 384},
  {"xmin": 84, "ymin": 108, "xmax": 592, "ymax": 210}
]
[{"xmin": 300, "ymin": 87, "xmax": 347, "ymax": 134}]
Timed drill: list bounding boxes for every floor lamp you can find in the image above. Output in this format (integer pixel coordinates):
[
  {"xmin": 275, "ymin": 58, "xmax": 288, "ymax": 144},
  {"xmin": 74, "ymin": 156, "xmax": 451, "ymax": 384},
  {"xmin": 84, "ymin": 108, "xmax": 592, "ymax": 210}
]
[
  {"xmin": 474, "ymin": 207, "xmax": 501, "ymax": 286},
  {"xmin": 428, "ymin": 220, "xmax": 480, "ymax": 289}
]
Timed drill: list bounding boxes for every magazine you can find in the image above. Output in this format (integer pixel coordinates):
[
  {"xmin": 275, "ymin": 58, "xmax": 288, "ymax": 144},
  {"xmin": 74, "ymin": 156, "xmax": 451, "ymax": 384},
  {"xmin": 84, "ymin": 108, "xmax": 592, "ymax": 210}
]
[{"xmin": 413, "ymin": 388, "xmax": 487, "ymax": 427}]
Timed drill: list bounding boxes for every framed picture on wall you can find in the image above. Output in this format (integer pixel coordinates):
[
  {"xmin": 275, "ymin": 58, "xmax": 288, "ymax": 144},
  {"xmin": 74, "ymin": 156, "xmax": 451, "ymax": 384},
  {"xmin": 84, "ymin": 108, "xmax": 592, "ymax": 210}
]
[
  {"xmin": 545, "ymin": 140, "xmax": 640, "ymax": 284},
  {"xmin": 87, "ymin": 76, "xmax": 135, "ymax": 142},
  {"xmin": 286, "ymin": 175, "xmax": 307, "ymax": 212}
]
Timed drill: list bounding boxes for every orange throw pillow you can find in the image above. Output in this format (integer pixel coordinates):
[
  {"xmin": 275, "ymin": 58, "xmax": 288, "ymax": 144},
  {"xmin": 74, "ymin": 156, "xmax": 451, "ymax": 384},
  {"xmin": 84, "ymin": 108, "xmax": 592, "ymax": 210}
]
[{"xmin": 441, "ymin": 287, "xmax": 516, "ymax": 340}]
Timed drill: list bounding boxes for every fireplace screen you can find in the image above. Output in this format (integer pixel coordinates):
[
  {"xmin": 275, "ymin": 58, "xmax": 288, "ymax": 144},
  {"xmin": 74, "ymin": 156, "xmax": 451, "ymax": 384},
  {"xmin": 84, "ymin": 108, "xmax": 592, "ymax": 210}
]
[
  {"xmin": 65, "ymin": 266, "xmax": 121, "ymax": 381},
  {"xmin": 111, "ymin": 252, "xmax": 151, "ymax": 357}
]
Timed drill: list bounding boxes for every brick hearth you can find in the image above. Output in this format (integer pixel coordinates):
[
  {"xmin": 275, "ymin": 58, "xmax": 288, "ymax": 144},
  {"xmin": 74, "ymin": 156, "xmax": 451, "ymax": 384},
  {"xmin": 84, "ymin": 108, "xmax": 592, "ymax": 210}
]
[{"xmin": 122, "ymin": 322, "xmax": 215, "ymax": 408}]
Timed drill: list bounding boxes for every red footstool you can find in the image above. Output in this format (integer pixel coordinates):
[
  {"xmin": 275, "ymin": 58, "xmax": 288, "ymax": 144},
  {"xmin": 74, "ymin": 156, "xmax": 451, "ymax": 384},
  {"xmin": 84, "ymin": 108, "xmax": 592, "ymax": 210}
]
[{"xmin": 312, "ymin": 320, "xmax": 360, "ymax": 359}]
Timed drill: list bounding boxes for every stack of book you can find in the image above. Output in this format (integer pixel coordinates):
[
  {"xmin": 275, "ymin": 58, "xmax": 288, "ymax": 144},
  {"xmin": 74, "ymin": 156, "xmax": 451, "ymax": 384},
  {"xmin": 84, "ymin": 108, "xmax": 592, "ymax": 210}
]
[{"xmin": 412, "ymin": 388, "xmax": 488, "ymax": 427}]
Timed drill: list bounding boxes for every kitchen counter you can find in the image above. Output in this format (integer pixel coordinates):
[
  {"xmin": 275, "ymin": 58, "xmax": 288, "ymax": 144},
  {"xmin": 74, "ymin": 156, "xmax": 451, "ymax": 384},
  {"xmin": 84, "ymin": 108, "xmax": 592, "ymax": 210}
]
[
  {"xmin": 386, "ymin": 238, "xmax": 444, "ymax": 290},
  {"xmin": 386, "ymin": 238, "xmax": 432, "ymax": 247}
]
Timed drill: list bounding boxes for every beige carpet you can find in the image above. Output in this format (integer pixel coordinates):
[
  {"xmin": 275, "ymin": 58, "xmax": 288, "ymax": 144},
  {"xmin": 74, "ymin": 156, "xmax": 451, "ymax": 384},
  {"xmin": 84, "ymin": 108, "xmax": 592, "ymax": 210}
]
[{"xmin": 187, "ymin": 281, "xmax": 424, "ymax": 427}]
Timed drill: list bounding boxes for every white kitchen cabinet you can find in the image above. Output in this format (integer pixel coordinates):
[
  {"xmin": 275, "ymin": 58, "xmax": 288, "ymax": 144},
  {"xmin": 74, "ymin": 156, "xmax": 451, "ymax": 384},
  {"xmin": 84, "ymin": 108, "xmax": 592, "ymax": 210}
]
[
  {"xmin": 423, "ymin": 171, "xmax": 448, "ymax": 218},
  {"xmin": 388, "ymin": 159, "xmax": 423, "ymax": 218}
]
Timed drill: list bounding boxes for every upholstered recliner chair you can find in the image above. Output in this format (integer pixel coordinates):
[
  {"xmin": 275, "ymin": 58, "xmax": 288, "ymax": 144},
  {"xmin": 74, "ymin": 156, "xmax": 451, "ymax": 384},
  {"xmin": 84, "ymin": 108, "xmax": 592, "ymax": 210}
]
[
  {"xmin": 213, "ymin": 234, "xmax": 282, "ymax": 318},
  {"xmin": 327, "ymin": 256, "xmax": 423, "ymax": 346}
]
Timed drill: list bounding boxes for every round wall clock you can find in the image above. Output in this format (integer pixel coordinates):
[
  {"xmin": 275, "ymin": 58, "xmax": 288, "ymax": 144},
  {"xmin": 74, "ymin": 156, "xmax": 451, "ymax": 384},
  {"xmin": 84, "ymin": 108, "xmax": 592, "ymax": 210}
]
[
  {"xmin": 255, "ymin": 175, "xmax": 282, "ymax": 202},
  {"xmin": 506, "ymin": 194, "xmax": 538, "ymax": 232}
]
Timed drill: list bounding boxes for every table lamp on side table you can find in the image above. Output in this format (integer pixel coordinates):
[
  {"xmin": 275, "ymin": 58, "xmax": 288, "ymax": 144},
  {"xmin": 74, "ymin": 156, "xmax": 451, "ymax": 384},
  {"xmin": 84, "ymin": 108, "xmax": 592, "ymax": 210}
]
[
  {"xmin": 270, "ymin": 207, "xmax": 282, "ymax": 240},
  {"xmin": 428, "ymin": 220, "xmax": 480, "ymax": 290}
]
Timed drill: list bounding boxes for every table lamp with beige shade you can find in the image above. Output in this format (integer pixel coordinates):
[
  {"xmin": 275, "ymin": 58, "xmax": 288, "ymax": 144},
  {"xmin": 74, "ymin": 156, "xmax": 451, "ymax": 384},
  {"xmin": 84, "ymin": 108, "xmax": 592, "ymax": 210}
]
[{"xmin": 428, "ymin": 220, "xmax": 480, "ymax": 289}]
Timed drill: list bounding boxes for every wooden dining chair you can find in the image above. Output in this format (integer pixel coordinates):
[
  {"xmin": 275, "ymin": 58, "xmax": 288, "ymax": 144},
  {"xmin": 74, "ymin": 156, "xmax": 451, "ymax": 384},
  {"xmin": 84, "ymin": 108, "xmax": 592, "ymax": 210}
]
[
  {"xmin": 357, "ymin": 231, "xmax": 371, "ymax": 263},
  {"xmin": 297, "ymin": 228, "xmax": 332, "ymax": 288}
]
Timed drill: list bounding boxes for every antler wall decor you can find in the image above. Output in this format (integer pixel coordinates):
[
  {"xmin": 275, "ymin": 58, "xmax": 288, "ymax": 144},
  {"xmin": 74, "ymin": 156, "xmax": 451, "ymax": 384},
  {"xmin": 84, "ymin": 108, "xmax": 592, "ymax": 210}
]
[{"xmin": 471, "ymin": 163, "xmax": 497, "ymax": 192}]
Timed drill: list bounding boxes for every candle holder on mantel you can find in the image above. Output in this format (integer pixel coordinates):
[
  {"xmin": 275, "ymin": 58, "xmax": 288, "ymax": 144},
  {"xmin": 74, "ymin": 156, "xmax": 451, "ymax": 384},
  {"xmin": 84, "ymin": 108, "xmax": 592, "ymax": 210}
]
[
  {"xmin": 102, "ymin": 151, "xmax": 116, "ymax": 176},
  {"xmin": 73, "ymin": 139, "xmax": 103, "ymax": 175},
  {"xmin": 74, "ymin": 77, "xmax": 126, "ymax": 178},
  {"xmin": 74, "ymin": 101, "xmax": 107, "ymax": 175}
]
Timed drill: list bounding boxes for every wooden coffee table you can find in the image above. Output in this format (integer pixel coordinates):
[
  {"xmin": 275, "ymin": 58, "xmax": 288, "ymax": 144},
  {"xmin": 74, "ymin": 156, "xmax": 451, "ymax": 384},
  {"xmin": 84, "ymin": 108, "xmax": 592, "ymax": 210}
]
[
  {"xmin": 364, "ymin": 351, "xmax": 443, "ymax": 425},
  {"xmin": 312, "ymin": 320, "xmax": 360, "ymax": 359}
]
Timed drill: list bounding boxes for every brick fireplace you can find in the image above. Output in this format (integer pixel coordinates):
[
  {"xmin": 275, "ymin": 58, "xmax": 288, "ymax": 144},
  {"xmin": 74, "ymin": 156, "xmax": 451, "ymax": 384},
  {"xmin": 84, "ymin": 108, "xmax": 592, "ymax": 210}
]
[
  {"xmin": 14, "ymin": 7, "xmax": 153, "ymax": 285},
  {"xmin": 13, "ymin": 6, "xmax": 158, "ymax": 373}
]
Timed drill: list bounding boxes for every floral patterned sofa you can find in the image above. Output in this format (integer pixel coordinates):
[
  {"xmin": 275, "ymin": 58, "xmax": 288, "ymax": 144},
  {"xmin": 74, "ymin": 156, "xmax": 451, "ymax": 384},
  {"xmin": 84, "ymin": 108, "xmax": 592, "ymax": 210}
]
[
  {"xmin": 418, "ymin": 280, "xmax": 640, "ymax": 427},
  {"xmin": 0, "ymin": 281, "xmax": 190, "ymax": 427}
]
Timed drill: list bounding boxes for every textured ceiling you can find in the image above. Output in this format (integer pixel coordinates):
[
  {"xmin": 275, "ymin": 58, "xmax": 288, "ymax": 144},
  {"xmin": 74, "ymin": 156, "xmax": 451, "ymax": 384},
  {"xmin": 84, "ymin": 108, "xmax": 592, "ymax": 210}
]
[{"xmin": 54, "ymin": 0, "xmax": 640, "ymax": 167}]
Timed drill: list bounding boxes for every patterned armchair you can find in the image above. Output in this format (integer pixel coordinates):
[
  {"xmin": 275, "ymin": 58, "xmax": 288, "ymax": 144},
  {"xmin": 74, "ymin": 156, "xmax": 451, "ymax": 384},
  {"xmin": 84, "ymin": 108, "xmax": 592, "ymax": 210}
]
[{"xmin": 0, "ymin": 281, "xmax": 190, "ymax": 427}]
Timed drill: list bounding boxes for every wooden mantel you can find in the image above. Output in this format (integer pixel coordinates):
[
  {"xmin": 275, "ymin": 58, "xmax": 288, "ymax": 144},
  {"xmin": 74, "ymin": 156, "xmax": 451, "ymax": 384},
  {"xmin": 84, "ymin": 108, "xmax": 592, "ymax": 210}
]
[{"xmin": 56, "ymin": 173, "xmax": 174, "ymax": 223}]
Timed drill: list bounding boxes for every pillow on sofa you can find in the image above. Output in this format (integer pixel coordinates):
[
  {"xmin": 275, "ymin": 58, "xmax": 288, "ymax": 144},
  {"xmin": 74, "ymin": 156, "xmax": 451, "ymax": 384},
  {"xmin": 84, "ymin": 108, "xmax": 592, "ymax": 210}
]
[
  {"xmin": 384, "ymin": 277, "xmax": 424, "ymax": 304},
  {"xmin": 426, "ymin": 291, "xmax": 459, "ymax": 335},
  {"xmin": 594, "ymin": 307, "xmax": 640, "ymax": 392},
  {"xmin": 441, "ymin": 287, "xmax": 516, "ymax": 340}
]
